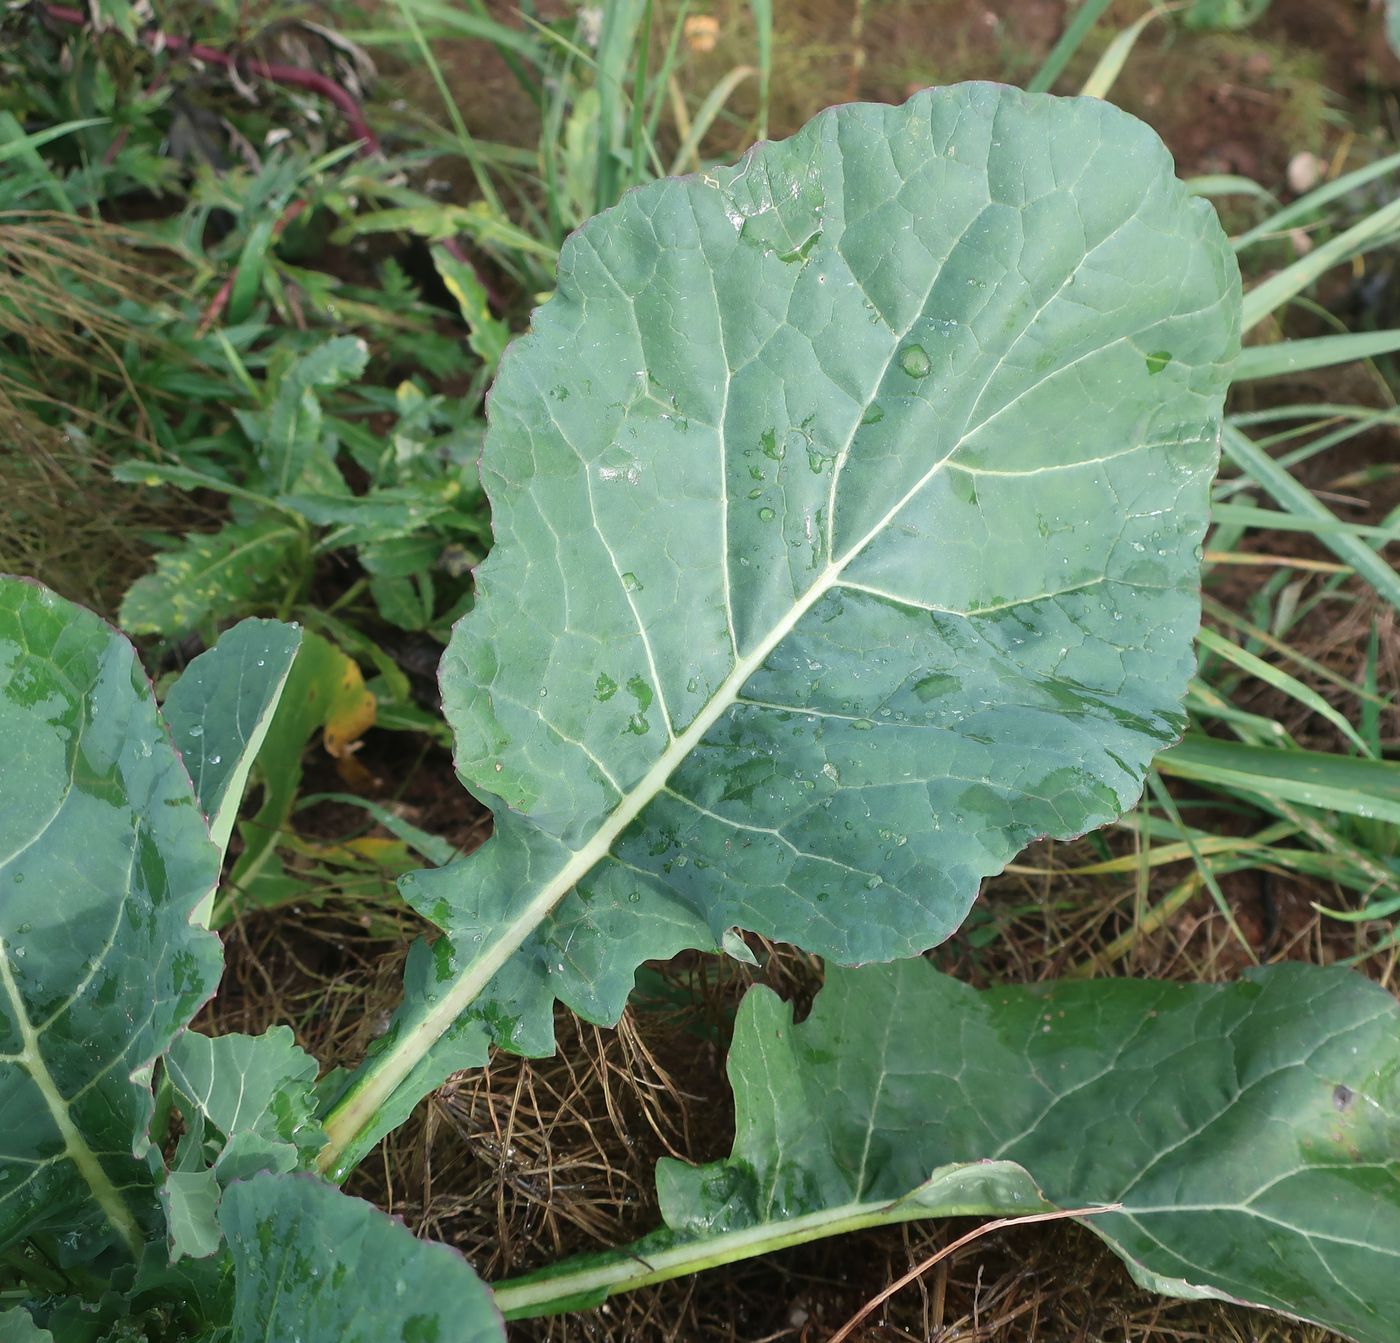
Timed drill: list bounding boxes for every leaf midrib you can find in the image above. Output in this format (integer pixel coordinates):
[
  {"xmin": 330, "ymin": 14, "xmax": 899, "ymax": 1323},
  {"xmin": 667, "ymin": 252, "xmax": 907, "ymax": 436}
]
[
  {"xmin": 0, "ymin": 937, "xmax": 143, "ymax": 1256},
  {"xmin": 323, "ymin": 409, "xmax": 1002, "ymax": 1164},
  {"xmin": 319, "ymin": 162, "xmax": 1164, "ymax": 1168}
]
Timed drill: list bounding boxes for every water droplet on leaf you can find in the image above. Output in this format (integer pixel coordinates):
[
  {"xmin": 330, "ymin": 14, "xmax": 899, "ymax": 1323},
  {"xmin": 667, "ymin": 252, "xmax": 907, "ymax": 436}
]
[{"xmin": 899, "ymin": 345, "xmax": 931, "ymax": 378}]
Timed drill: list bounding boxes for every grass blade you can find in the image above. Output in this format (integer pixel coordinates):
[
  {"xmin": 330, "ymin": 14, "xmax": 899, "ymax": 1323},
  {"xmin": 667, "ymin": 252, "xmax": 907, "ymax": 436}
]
[
  {"xmin": 1196, "ymin": 626, "xmax": 1373, "ymax": 755},
  {"xmin": 1233, "ymin": 330, "xmax": 1400, "ymax": 380},
  {"xmin": 1221, "ymin": 424, "xmax": 1400, "ymax": 611},
  {"xmin": 1233, "ymin": 146, "xmax": 1400, "ymax": 252},
  {"xmin": 1078, "ymin": 6, "xmax": 1167, "ymax": 101},
  {"xmin": 1026, "ymin": 0, "xmax": 1116, "ymax": 93},
  {"xmin": 1242, "ymin": 193, "xmax": 1400, "ymax": 330},
  {"xmin": 1159, "ymin": 733, "xmax": 1400, "ymax": 825}
]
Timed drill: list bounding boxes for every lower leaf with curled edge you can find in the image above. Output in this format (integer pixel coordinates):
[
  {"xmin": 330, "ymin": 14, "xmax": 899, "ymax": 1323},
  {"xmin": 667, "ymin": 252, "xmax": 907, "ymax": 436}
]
[
  {"xmin": 318, "ymin": 82, "xmax": 1242, "ymax": 1172},
  {"xmin": 494, "ymin": 961, "xmax": 1400, "ymax": 1343}
]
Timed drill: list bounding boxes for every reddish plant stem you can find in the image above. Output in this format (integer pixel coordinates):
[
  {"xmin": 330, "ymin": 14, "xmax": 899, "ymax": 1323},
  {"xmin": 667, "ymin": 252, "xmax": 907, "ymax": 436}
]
[
  {"xmin": 38, "ymin": 3, "xmax": 503, "ymax": 315},
  {"xmin": 41, "ymin": 3, "xmax": 380, "ymax": 151},
  {"xmin": 196, "ymin": 198, "xmax": 308, "ymax": 336}
]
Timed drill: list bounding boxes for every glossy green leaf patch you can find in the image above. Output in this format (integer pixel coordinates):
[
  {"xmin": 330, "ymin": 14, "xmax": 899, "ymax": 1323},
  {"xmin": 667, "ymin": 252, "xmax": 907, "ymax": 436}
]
[
  {"xmin": 162, "ymin": 1025, "xmax": 325, "ymax": 1259},
  {"xmin": 162, "ymin": 616, "xmax": 302, "ymax": 859}
]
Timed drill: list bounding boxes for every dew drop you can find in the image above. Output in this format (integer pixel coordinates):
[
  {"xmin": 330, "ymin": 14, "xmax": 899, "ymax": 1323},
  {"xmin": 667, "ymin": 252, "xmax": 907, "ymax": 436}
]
[
  {"xmin": 188, "ymin": 725, "xmax": 204, "ymax": 738},
  {"xmin": 621, "ymin": 572, "xmax": 642, "ymax": 592},
  {"xmin": 758, "ymin": 507, "xmax": 776, "ymax": 522}
]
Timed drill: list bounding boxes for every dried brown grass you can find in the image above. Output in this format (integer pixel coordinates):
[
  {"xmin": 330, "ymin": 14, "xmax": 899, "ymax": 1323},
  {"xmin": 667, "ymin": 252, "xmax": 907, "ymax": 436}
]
[{"xmin": 0, "ymin": 212, "xmax": 211, "ymax": 612}]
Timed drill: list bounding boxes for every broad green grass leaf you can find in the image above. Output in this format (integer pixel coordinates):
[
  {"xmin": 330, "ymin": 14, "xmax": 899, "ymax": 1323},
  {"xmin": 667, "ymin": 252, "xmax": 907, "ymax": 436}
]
[
  {"xmin": 499, "ymin": 962, "xmax": 1400, "ymax": 1343},
  {"xmin": 162, "ymin": 618, "xmax": 302, "ymax": 860},
  {"xmin": 1160, "ymin": 732, "xmax": 1400, "ymax": 824},
  {"xmin": 0, "ymin": 579, "xmax": 222, "ymax": 1259},
  {"xmin": 321, "ymin": 83, "xmax": 1240, "ymax": 1170},
  {"xmin": 220, "ymin": 1172, "xmax": 504, "ymax": 1343},
  {"xmin": 118, "ymin": 518, "xmax": 304, "ymax": 638},
  {"xmin": 1233, "ymin": 330, "xmax": 1400, "ymax": 381}
]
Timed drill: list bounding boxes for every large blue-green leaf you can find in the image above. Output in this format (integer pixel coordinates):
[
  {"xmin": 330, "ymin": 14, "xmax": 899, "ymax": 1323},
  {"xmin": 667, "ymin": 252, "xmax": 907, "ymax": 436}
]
[
  {"xmin": 319, "ymin": 83, "xmax": 1240, "ymax": 1171},
  {"xmin": 220, "ymin": 1172, "xmax": 504, "ymax": 1343},
  {"xmin": 0, "ymin": 579, "xmax": 222, "ymax": 1258},
  {"xmin": 496, "ymin": 962, "xmax": 1400, "ymax": 1343}
]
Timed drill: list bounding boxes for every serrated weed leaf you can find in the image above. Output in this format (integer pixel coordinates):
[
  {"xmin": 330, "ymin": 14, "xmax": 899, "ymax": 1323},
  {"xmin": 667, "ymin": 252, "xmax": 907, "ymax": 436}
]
[
  {"xmin": 119, "ymin": 518, "xmax": 304, "ymax": 639},
  {"xmin": 661, "ymin": 963, "xmax": 1400, "ymax": 1343},
  {"xmin": 0, "ymin": 579, "xmax": 222, "ymax": 1258},
  {"xmin": 322, "ymin": 83, "xmax": 1240, "ymax": 1169}
]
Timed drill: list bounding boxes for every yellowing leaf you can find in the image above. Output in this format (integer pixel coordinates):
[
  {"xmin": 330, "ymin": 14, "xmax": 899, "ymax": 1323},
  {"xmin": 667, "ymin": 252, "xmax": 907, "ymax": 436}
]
[{"xmin": 322, "ymin": 656, "xmax": 376, "ymax": 759}]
